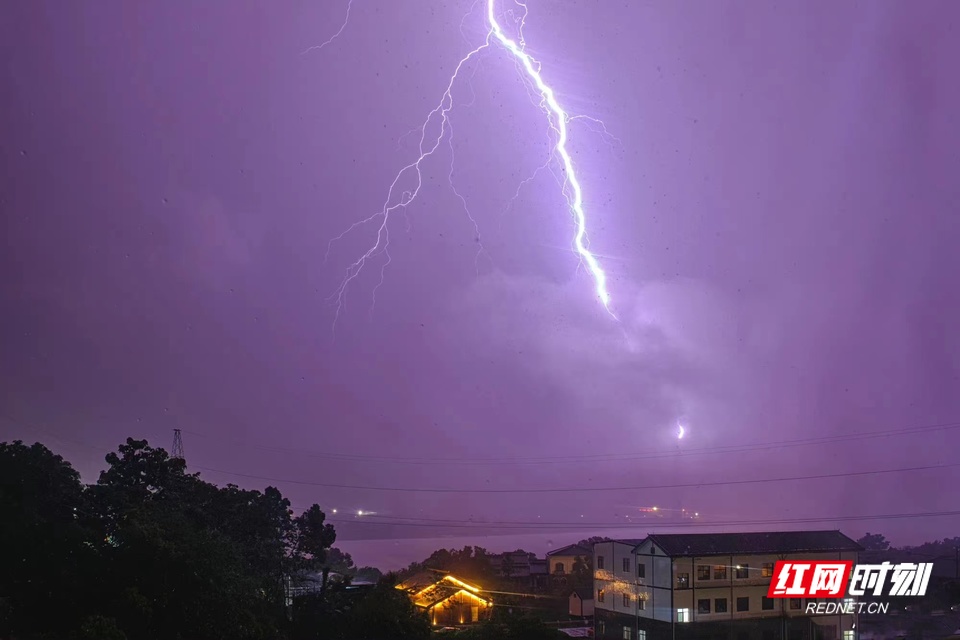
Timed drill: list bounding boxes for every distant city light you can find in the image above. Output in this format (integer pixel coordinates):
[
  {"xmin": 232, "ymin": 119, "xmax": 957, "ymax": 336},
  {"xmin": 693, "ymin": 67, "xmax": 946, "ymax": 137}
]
[
  {"xmin": 332, "ymin": 509, "xmax": 337, "ymax": 514},
  {"xmin": 357, "ymin": 510, "xmax": 363, "ymax": 516}
]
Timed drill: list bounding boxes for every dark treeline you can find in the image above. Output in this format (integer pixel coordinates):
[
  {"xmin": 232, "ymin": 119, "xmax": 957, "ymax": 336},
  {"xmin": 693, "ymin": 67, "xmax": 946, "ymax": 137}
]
[
  {"xmin": 0, "ymin": 439, "xmax": 431, "ymax": 640},
  {"xmin": 10, "ymin": 438, "xmax": 956, "ymax": 640},
  {"xmin": 396, "ymin": 541, "xmax": 599, "ymax": 595}
]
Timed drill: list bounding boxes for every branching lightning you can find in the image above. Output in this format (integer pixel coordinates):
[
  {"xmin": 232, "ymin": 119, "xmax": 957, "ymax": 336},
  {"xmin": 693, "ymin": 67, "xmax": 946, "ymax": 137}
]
[
  {"xmin": 301, "ymin": 0, "xmax": 354, "ymax": 55},
  {"xmin": 315, "ymin": 0, "xmax": 617, "ymax": 326}
]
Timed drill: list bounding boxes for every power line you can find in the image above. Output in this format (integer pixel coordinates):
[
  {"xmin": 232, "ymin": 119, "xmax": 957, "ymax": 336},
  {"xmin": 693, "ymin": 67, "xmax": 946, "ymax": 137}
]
[
  {"xmin": 326, "ymin": 508, "xmax": 960, "ymax": 531},
  {"xmin": 179, "ymin": 420, "xmax": 960, "ymax": 466},
  {"xmin": 11, "ymin": 417, "xmax": 956, "ymax": 544},
  {"xmin": 8, "ymin": 411, "xmax": 959, "ymax": 472},
  {"xmin": 195, "ymin": 459, "xmax": 960, "ymax": 494},
  {"xmin": 8, "ymin": 414, "xmax": 957, "ymax": 498}
]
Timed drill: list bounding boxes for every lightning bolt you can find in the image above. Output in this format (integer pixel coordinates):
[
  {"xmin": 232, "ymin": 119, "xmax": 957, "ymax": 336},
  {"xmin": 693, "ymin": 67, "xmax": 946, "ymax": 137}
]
[
  {"xmin": 319, "ymin": 0, "xmax": 616, "ymax": 327},
  {"xmin": 301, "ymin": 0, "xmax": 354, "ymax": 55}
]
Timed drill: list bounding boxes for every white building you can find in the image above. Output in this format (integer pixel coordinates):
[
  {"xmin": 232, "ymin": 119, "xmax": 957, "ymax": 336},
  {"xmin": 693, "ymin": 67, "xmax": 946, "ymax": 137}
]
[{"xmin": 593, "ymin": 530, "xmax": 862, "ymax": 640}]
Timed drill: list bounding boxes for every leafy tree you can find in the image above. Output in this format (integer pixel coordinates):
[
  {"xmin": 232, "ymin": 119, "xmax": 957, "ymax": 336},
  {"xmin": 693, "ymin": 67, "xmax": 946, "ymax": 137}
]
[
  {"xmin": 399, "ymin": 546, "xmax": 495, "ymax": 584},
  {"xmin": 501, "ymin": 553, "xmax": 516, "ymax": 578},
  {"xmin": 325, "ymin": 547, "xmax": 356, "ymax": 574},
  {"xmin": 87, "ymin": 439, "xmax": 337, "ymax": 640},
  {"xmin": 458, "ymin": 611, "xmax": 568, "ymax": 640},
  {"xmin": 73, "ymin": 615, "xmax": 127, "ymax": 640},
  {"xmin": 88, "ymin": 440, "xmax": 282, "ymax": 639},
  {"xmin": 354, "ymin": 566, "xmax": 384, "ymax": 583},
  {"xmin": 0, "ymin": 441, "xmax": 96, "ymax": 637},
  {"xmin": 294, "ymin": 504, "xmax": 337, "ymax": 568},
  {"xmin": 857, "ymin": 532, "xmax": 892, "ymax": 551},
  {"xmin": 291, "ymin": 574, "xmax": 428, "ymax": 640},
  {"xmin": 322, "ymin": 548, "xmax": 382, "ymax": 583},
  {"xmin": 576, "ymin": 536, "xmax": 610, "ymax": 548},
  {"xmin": 570, "ymin": 555, "xmax": 592, "ymax": 590},
  {"xmin": 1, "ymin": 437, "xmax": 400, "ymax": 640},
  {"xmin": 339, "ymin": 574, "xmax": 430, "ymax": 640}
]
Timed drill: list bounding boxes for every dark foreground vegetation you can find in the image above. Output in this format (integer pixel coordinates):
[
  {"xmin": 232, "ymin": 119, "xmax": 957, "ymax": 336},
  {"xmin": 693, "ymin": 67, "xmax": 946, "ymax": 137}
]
[
  {"xmin": 0, "ymin": 439, "xmax": 575, "ymax": 640},
  {"xmin": 0, "ymin": 439, "xmax": 434, "ymax": 640},
  {"xmin": 8, "ymin": 438, "xmax": 956, "ymax": 640}
]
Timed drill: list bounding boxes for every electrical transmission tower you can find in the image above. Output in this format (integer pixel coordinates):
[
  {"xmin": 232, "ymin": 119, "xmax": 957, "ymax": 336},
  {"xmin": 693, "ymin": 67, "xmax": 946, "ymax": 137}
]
[{"xmin": 172, "ymin": 428, "xmax": 185, "ymax": 461}]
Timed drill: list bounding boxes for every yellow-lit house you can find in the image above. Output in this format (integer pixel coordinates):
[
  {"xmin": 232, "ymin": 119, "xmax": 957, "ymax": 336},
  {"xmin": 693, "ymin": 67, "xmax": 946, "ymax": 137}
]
[{"xmin": 396, "ymin": 571, "xmax": 493, "ymax": 626}]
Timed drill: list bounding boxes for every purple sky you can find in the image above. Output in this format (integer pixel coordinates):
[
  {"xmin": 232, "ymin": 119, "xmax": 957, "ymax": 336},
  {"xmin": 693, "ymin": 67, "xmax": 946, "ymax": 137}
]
[{"xmin": 2, "ymin": 1, "xmax": 959, "ymax": 571}]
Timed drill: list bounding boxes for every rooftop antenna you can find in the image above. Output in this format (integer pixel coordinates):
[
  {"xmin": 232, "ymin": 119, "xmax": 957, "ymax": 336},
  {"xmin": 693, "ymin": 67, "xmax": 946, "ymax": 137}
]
[{"xmin": 172, "ymin": 428, "xmax": 185, "ymax": 461}]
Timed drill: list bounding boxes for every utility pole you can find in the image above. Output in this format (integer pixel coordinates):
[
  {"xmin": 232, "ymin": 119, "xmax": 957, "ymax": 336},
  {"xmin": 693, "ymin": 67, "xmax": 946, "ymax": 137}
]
[{"xmin": 172, "ymin": 428, "xmax": 184, "ymax": 461}]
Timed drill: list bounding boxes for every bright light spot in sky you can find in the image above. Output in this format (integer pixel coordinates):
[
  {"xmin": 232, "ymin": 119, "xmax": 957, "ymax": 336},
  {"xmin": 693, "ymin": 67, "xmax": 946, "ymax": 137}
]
[{"xmin": 677, "ymin": 423, "xmax": 685, "ymax": 440}]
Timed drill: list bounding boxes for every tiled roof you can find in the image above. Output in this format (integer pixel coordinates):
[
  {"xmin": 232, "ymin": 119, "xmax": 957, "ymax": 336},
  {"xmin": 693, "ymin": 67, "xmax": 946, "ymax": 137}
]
[
  {"xmin": 614, "ymin": 539, "xmax": 647, "ymax": 546},
  {"xmin": 645, "ymin": 530, "xmax": 862, "ymax": 557},
  {"xmin": 547, "ymin": 544, "xmax": 593, "ymax": 557}
]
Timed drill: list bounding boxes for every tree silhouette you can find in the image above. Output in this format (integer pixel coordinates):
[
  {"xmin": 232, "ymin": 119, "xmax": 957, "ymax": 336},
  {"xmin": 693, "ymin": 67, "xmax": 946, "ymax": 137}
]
[
  {"xmin": 0, "ymin": 438, "xmax": 430, "ymax": 640},
  {"xmin": 857, "ymin": 532, "xmax": 892, "ymax": 551}
]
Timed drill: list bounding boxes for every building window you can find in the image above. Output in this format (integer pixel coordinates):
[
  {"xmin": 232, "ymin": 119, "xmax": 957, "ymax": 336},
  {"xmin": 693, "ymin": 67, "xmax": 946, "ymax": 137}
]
[
  {"xmin": 555, "ymin": 562, "xmax": 565, "ymax": 573},
  {"xmin": 677, "ymin": 608, "xmax": 690, "ymax": 623},
  {"xmin": 714, "ymin": 565, "xmax": 727, "ymax": 580},
  {"xmin": 715, "ymin": 598, "xmax": 728, "ymax": 613},
  {"xmin": 762, "ymin": 596, "xmax": 775, "ymax": 610},
  {"xmin": 736, "ymin": 597, "xmax": 749, "ymax": 612},
  {"xmin": 698, "ymin": 599, "xmax": 711, "ymax": 614},
  {"xmin": 624, "ymin": 593, "xmax": 631, "ymax": 606},
  {"xmin": 598, "ymin": 589, "xmax": 605, "ymax": 603},
  {"xmin": 761, "ymin": 563, "xmax": 774, "ymax": 578},
  {"xmin": 842, "ymin": 632, "xmax": 854, "ymax": 640},
  {"xmin": 623, "ymin": 557, "xmax": 630, "ymax": 572},
  {"xmin": 623, "ymin": 626, "xmax": 632, "ymax": 640},
  {"xmin": 638, "ymin": 631, "xmax": 646, "ymax": 640},
  {"xmin": 790, "ymin": 598, "xmax": 801, "ymax": 610},
  {"xmin": 676, "ymin": 573, "xmax": 690, "ymax": 589},
  {"xmin": 597, "ymin": 556, "xmax": 605, "ymax": 570},
  {"xmin": 697, "ymin": 565, "xmax": 711, "ymax": 580},
  {"xmin": 736, "ymin": 564, "xmax": 750, "ymax": 579},
  {"xmin": 638, "ymin": 563, "xmax": 646, "ymax": 578},
  {"xmin": 638, "ymin": 597, "xmax": 646, "ymax": 611},
  {"xmin": 598, "ymin": 622, "xmax": 606, "ymax": 636}
]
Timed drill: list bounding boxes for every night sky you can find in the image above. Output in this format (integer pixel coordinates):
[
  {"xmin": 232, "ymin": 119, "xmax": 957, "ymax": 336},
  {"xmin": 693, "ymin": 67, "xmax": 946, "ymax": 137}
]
[{"xmin": 2, "ymin": 1, "xmax": 959, "ymax": 571}]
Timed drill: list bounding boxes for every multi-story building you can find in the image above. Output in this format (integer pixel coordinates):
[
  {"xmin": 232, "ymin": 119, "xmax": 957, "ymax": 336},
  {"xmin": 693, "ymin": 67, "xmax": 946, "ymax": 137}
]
[{"xmin": 594, "ymin": 530, "xmax": 863, "ymax": 640}]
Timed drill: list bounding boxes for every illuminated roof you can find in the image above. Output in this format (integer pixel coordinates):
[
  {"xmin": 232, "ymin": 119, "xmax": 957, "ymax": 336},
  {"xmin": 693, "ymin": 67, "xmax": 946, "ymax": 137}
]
[{"xmin": 396, "ymin": 573, "xmax": 492, "ymax": 610}]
